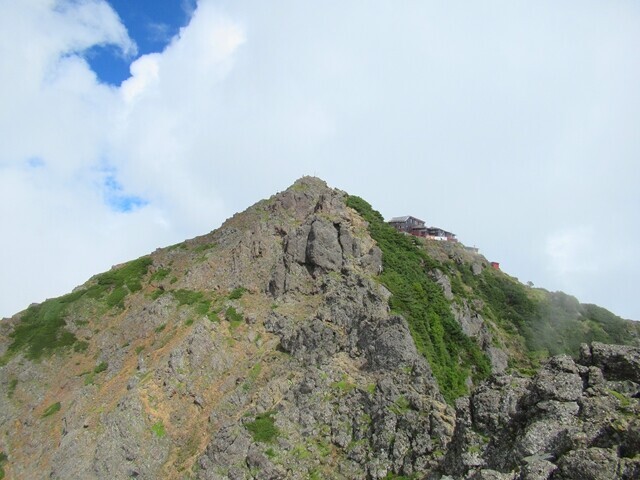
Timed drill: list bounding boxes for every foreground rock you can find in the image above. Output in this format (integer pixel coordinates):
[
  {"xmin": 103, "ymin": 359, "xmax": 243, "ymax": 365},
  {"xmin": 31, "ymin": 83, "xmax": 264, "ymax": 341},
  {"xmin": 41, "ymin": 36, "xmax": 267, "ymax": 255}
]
[{"xmin": 441, "ymin": 342, "xmax": 640, "ymax": 480}]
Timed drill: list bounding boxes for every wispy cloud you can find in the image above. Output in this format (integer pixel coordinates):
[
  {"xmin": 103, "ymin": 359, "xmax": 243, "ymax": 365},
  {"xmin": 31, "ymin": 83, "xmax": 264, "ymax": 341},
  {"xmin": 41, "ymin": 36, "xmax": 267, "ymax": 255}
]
[
  {"xmin": 545, "ymin": 226, "xmax": 599, "ymax": 276},
  {"xmin": 26, "ymin": 157, "xmax": 46, "ymax": 169},
  {"xmin": 0, "ymin": 0, "xmax": 243, "ymax": 316},
  {"xmin": 102, "ymin": 169, "xmax": 148, "ymax": 213},
  {"xmin": 146, "ymin": 22, "xmax": 173, "ymax": 44}
]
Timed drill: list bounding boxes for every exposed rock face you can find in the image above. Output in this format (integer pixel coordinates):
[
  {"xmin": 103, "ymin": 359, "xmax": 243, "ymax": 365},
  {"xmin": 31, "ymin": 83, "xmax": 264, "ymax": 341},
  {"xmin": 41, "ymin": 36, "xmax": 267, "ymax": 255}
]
[
  {"xmin": 194, "ymin": 178, "xmax": 454, "ymax": 479},
  {"xmin": 305, "ymin": 219, "xmax": 343, "ymax": 271},
  {"xmin": 0, "ymin": 177, "xmax": 452, "ymax": 479},
  {"xmin": 441, "ymin": 343, "xmax": 640, "ymax": 479},
  {"xmin": 0, "ymin": 177, "xmax": 638, "ymax": 480},
  {"xmin": 583, "ymin": 342, "xmax": 640, "ymax": 384},
  {"xmin": 450, "ymin": 300, "xmax": 508, "ymax": 375}
]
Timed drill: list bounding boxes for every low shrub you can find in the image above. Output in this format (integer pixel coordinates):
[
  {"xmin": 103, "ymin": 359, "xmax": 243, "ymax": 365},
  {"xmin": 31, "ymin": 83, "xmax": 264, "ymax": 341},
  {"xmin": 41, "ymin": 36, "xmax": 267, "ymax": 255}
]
[
  {"xmin": 225, "ymin": 306, "xmax": 244, "ymax": 329},
  {"xmin": 8, "ymin": 292, "xmax": 82, "ymax": 360},
  {"xmin": 42, "ymin": 401, "xmax": 61, "ymax": 418},
  {"xmin": 172, "ymin": 289, "xmax": 204, "ymax": 306},
  {"xmin": 93, "ymin": 362, "xmax": 108, "ymax": 374},
  {"xmin": 7, "ymin": 379, "xmax": 17, "ymax": 398},
  {"xmin": 245, "ymin": 411, "xmax": 280, "ymax": 443},
  {"xmin": 151, "ymin": 268, "xmax": 171, "ymax": 282},
  {"xmin": 151, "ymin": 421, "xmax": 166, "ymax": 438},
  {"xmin": 228, "ymin": 287, "xmax": 247, "ymax": 300}
]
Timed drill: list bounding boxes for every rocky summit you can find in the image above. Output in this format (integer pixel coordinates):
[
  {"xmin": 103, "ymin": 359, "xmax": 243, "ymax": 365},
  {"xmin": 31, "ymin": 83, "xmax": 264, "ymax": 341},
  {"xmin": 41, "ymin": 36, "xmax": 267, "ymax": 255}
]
[{"xmin": 0, "ymin": 177, "xmax": 638, "ymax": 480}]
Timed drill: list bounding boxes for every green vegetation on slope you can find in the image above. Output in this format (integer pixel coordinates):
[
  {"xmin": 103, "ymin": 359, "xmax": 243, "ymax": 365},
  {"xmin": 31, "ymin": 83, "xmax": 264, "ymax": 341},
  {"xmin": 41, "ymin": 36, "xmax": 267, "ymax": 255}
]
[
  {"xmin": 228, "ymin": 287, "xmax": 247, "ymax": 300},
  {"xmin": 527, "ymin": 293, "xmax": 638, "ymax": 356},
  {"xmin": 0, "ymin": 451, "xmax": 7, "ymax": 480},
  {"xmin": 245, "ymin": 411, "xmax": 280, "ymax": 443},
  {"xmin": 346, "ymin": 196, "xmax": 490, "ymax": 403},
  {"xmin": 90, "ymin": 256, "xmax": 153, "ymax": 308},
  {"xmin": 7, "ymin": 378, "xmax": 18, "ymax": 398},
  {"xmin": 150, "ymin": 267, "xmax": 171, "ymax": 282},
  {"xmin": 4, "ymin": 256, "xmax": 152, "ymax": 361},
  {"xmin": 449, "ymin": 262, "xmax": 639, "ymax": 359},
  {"xmin": 225, "ymin": 306, "xmax": 244, "ymax": 330},
  {"xmin": 152, "ymin": 421, "xmax": 166, "ymax": 438},
  {"xmin": 41, "ymin": 401, "xmax": 61, "ymax": 418},
  {"xmin": 172, "ymin": 289, "xmax": 212, "ymax": 316},
  {"xmin": 173, "ymin": 289, "xmax": 205, "ymax": 306},
  {"xmin": 93, "ymin": 257, "xmax": 152, "ymax": 295},
  {"xmin": 6, "ymin": 291, "xmax": 83, "ymax": 360},
  {"xmin": 93, "ymin": 362, "xmax": 108, "ymax": 374}
]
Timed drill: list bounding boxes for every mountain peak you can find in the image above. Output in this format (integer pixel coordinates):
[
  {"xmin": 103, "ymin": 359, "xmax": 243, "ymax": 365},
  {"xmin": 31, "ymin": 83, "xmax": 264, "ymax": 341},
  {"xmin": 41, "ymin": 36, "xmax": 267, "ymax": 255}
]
[
  {"xmin": 289, "ymin": 175, "xmax": 329, "ymax": 189},
  {"xmin": 0, "ymin": 181, "xmax": 638, "ymax": 479}
]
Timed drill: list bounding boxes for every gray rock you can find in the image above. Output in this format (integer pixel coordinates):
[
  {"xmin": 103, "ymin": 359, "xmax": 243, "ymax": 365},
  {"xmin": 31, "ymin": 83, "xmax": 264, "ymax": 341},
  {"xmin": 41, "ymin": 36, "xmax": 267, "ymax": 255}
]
[
  {"xmin": 486, "ymin": 346, "xmax": 509, "ymax": 375},
  {"xmin": 359, "ymin": 246, "xmax": 383, "ymax": 275},
  {"xmin": 519, "ymin": 457, "xmax": 557, "ymax": 480},
  {"xmin": 470, "ymin": 469, "xmax": 517, "ymax": 480},
  {"xmin": 471, "ymin": 375, "xmax": 530, "ymax": 432},
  {"xmin": 205, "ymin": 424, "xmax": 251, "ymax": 468},
  {"xmin": 556, "ymin": 447, "xmax": 619, "ymax": 480},
  {"xmin": 440, "ymin": 343, "xmax": 640, "ymax": 479},
  {"xmin": 91, "ymin": 394, "xmax": 169, "ymax": 479},
  {"xmin": 285, "ymin": 225, "xmax": 311, "ymax": 265},
  {"xmin": 450, "ymin": 300, "xmax": 507, "ymax": 375},
  {"xmin": 362, "ymin": 316, "xmax": 420, "ymax": 370},
  {"xmin": 433, "ymin": 269, "xmax": 454, "ymax": 300},
  {"xmin": 281, "ymin": 317, "xmax": 343, "ymax": 365},
  {"xmin": 619, "ymin": 457, "xmax": 640, "ymax": 480},
  {"xmin": 305, "ymin": 219, "xmax": 342, "ymax": 271},
  {"xmin": 531, "ymin": 356, "xmax": 583, "ymax": 402},
  {"xmin": 516, "ymin": 417, "xmax": 575, "ymax": 457},
  {"xmin": 588, "ymin": 342, "xmax": 640, "ymax": 383}
]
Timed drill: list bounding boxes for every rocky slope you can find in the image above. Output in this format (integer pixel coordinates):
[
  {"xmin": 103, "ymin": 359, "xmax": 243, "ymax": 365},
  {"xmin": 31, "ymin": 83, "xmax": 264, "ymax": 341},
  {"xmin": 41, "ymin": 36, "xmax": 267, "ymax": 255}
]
[{"xmin": 0, "ymin": 177, "xmax": 638, "ymax": 480}]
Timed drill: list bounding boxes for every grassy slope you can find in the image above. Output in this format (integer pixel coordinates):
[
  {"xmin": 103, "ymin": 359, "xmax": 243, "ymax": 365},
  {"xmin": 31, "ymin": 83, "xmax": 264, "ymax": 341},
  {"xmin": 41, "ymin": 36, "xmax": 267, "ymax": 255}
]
[
  {"xmin": 449, "ymin": 260, "xmax": 640, "ymax": 359},
  {"xmin": 1, "ymin": 256, "xmax": 153, "ymax": 362},
  {"xmin": 346, "ymin": 196, "xmax": 491, "ymax": 403}
]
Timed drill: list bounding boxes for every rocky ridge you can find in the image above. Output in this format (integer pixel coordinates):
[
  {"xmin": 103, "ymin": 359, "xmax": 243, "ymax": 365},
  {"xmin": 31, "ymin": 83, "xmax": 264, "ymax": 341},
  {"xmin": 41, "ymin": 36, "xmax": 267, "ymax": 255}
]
[{"xmin": 0, "ymin": 177, "xmax": 638, "ymax": 480}]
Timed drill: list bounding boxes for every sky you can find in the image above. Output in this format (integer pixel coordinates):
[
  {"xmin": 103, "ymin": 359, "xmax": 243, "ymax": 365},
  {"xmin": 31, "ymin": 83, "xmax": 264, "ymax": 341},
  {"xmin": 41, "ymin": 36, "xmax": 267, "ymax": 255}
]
[{"xmin": 1, "ymin": 0, "xmax": 639, "ymax": 321}]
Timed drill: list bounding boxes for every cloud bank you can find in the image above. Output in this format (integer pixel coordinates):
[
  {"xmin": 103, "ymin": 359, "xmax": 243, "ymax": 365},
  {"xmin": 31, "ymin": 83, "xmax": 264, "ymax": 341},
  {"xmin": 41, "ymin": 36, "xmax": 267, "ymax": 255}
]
[{"xmin": 1, "ymin": 0, "xmax": 639, "ymax": 321}]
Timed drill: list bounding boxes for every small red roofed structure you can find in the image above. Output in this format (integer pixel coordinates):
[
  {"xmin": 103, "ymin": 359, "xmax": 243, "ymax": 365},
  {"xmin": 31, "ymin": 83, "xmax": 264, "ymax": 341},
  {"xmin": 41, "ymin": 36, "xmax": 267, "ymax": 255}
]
[{"xmin": 491, "ymin": 262, "xmax": 500, "ymax": 270}]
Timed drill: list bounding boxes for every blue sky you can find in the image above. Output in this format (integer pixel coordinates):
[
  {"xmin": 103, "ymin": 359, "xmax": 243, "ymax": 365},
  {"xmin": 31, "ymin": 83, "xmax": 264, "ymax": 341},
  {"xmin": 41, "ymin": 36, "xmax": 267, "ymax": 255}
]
[
  {"xmin": 86, "ymin": 0, "xmax": 195, "ymax": 85},
  {"xmin": 0, "ymin": 0, "xmax": 639, "ymax": 322},
  {"xmin": 85, "ymin": 0, "xmax": 197, "ymax": 213}
]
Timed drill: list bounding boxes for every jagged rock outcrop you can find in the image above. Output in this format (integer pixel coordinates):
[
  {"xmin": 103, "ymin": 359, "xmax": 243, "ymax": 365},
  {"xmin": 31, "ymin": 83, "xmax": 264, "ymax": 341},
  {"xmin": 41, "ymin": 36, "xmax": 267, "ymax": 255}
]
[
  {"xmin": 195, "ymin": 178, "xmax": 454, "ymax": 479},
  {"xmin": 441, "ymin": 342, "xmax": 640, "ymax": 479},
  {"xmin": 450, "ymin": 300, "xmax": 508, "ymax": 375}
]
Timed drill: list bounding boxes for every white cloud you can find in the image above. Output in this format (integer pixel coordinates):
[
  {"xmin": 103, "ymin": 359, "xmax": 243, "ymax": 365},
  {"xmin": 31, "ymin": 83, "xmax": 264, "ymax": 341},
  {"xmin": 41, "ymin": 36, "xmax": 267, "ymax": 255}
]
[
  {"xmin": 545, "ymin": 226, "xmax": 599, "ymax": 276},
  {"xmin": 121, "ymin": 54, "xmax": 161, "ymax": 103},
  {"xmin": 1, "ymin": 0, "xmax": 639, "ymax": 321},
  {"xmin": 53, "ymin": 0, "xmax": 136, "ymax": 57},
  {"xmin": 0, "ymin": 0, "xmax": 244, "ymax": 317}
]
